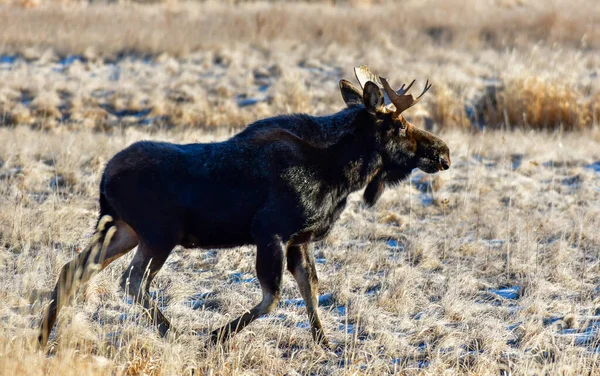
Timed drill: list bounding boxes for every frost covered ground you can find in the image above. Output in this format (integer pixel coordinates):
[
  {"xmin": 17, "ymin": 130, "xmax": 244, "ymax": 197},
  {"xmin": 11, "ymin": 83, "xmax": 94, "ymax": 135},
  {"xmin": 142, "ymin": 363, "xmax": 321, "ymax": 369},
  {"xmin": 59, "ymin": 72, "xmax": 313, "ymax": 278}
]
[{"xmin": 1, "ymin": 127, "xmax": 599, "ymax": 375}]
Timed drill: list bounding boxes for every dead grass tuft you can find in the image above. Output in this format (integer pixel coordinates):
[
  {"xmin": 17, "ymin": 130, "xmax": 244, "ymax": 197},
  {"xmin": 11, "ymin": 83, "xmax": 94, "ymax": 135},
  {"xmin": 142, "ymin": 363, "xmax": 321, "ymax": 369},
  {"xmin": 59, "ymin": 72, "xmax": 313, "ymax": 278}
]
[
  {"xmin": 430, "ymin": 81, "xmax": 471, "ymax": 130},
  {"xmin": 499, "ymin": 76, "xmax": 592, "ymax": 131}
]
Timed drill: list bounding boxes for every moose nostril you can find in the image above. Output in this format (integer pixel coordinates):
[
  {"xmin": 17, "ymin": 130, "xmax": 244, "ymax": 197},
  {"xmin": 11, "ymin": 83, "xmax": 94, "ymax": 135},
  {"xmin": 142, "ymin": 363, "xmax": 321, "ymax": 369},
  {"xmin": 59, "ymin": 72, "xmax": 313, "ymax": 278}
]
[{"xmin": 440, "ymin": 156, "xmax": 450, "ymax": 170}]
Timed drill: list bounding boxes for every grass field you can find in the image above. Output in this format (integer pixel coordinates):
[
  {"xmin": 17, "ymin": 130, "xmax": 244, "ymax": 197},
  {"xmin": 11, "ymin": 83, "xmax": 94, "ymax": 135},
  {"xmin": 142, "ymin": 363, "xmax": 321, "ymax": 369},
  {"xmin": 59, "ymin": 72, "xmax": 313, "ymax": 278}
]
[{"xmin": 1, "ymin": 1, "xmax": 600, "ymax": 375}]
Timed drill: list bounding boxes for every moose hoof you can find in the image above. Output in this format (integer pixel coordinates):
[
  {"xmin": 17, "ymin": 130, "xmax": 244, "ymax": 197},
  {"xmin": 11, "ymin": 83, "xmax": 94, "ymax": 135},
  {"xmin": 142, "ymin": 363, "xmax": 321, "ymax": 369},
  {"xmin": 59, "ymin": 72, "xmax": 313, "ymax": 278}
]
[
  {"xmin": 210, "ymin": 330, "xmax": 224, "ymax": 345},
  {"xmin": 37, "ymin": 334, "xmax": 46, "ymax": 349},
  {"xmin": 165, "ymin": 328, "xmax": 182, "ymax": 340},
  {"xmin": 210, "ymin": 327, "xmax": 235, "ymax": 345},
  {"xmin": 318, "ymin": 337, "xmax": 331, "ymax": 350}
]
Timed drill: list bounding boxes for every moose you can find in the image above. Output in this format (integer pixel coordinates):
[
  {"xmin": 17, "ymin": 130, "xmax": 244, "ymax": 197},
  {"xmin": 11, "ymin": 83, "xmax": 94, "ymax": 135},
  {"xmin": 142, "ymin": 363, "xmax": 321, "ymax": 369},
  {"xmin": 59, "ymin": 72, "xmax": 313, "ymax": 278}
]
[{"xmin": 38, "ymin": 66, "xmax": 450, "ymax": 349}]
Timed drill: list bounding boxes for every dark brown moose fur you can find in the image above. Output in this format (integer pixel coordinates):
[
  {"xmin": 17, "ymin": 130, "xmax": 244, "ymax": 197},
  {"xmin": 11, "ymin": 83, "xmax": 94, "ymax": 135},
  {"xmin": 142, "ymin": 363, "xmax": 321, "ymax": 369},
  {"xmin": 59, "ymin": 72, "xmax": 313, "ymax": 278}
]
[{"xmin": 38, "ymin": 72, "xmax": 450, "ymax": 349}]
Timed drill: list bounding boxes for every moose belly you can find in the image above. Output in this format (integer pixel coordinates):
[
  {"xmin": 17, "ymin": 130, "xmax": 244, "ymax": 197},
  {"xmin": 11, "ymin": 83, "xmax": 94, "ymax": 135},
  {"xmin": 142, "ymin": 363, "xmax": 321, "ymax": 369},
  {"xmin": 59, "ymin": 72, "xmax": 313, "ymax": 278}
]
[
  {"xmin": 181, "ymin": 217, "xmax": 254, "ymax": 249},
  {"xmin": 179, "ymin": 196, "xmax": 258, "ymax": 249},
  {"xmin": 176, "ymin": 179, "xmax": 265, "ymax": 248}
]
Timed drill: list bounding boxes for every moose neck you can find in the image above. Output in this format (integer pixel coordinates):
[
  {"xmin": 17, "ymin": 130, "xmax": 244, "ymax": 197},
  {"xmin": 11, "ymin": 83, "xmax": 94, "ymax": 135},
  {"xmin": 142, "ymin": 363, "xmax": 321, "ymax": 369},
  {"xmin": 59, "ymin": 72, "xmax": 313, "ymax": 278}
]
[
  {"xmin": 315, "ymin": 107, "xmax": 365, "ymax": 136},
  {"xmin": 314, "ymin": 108, "xmax": 383, "ymax": 195}
]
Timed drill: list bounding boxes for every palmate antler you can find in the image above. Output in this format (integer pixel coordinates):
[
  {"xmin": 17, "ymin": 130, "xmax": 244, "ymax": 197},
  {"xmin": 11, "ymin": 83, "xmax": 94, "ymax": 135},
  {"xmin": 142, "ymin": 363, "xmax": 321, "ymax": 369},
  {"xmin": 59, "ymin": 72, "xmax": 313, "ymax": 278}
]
[
  {"xmin": 380, "ymin": 77, "xmax": 431, "ymax": 117},
  {"xmin": 353, "ymin": 65, "xmax": 432, "ymax": 117}
]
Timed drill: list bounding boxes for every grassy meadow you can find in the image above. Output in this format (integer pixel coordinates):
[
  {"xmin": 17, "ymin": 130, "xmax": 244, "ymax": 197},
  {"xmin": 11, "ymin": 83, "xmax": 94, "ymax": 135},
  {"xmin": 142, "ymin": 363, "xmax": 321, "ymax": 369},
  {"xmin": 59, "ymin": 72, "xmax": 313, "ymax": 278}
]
[{"xmin": 0, "ymin": 0, "xmax": 600, "ymax": 375}]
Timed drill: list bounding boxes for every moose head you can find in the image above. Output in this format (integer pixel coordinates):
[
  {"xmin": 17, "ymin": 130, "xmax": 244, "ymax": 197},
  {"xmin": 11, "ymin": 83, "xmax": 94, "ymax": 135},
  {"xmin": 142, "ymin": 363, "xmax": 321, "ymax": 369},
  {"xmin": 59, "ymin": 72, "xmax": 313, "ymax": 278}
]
[{"xmin": 340, "ymin": 66, "xmax": 451, "ymax": 205}]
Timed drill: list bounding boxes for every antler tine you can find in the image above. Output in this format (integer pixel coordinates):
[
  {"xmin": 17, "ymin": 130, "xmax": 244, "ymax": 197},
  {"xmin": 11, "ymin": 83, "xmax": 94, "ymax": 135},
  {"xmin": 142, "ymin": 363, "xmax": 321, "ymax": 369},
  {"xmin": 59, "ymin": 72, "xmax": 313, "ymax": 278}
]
[
  {"xmin": 396, "ymin": 79, "xmax": 416, "ymax": 96},
  {"xmin": 410, "ymin": 80, "xmax": 432, "ymax": 107}
]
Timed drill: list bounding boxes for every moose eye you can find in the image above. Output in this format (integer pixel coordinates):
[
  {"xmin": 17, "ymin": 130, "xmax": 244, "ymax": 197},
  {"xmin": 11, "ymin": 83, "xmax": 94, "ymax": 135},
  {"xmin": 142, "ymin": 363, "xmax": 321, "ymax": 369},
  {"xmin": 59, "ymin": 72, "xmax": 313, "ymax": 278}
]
[
  {"xmin": 397, "ymin": 126, "xmax": 407, "ymax": 138},
  {"xmin": 392, "ymin": 121, "xmax": 406, "ymax": 138}
]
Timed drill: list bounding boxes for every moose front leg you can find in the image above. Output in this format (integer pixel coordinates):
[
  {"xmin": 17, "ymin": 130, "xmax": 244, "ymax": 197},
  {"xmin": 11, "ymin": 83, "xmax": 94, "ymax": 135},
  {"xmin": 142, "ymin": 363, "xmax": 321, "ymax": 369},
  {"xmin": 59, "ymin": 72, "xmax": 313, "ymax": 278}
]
[
  {"xmin": 287, "ymin": 244, "xmax": 329, "ymax": 347},
  {"xmin": 211, "ymin": 233, "xmax": 284, "ymax": 344}
]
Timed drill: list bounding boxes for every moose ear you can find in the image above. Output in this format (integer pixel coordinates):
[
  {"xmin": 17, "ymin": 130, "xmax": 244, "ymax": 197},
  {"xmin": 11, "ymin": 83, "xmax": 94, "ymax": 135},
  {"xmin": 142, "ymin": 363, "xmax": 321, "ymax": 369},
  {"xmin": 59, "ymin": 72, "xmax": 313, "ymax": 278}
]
[
  {"xmin": 363, "ymin": 81, "xmax": 385, "ymax": 114},
  {"xmin": 339, "ymin": 79, "xmax": 363, "ymax": 108}
]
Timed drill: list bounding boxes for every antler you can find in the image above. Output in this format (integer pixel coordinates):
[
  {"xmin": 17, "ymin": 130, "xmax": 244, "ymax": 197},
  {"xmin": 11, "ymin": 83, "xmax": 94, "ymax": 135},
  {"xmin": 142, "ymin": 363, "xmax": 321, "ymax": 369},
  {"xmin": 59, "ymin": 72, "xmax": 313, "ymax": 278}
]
[
  {"xmin": 380, "ymin": 77, "xmax": 432, "ymax": 116},
  {"xmin": 354, "ymin": 66, "xmax": 432, "ymax": 115}
]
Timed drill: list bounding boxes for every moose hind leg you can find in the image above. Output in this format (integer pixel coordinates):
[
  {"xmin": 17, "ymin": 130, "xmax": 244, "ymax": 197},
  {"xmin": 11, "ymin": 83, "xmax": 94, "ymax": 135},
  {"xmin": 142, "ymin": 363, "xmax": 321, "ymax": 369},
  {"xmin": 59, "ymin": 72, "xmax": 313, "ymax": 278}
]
[
  {"xmin": 211, "ymin": 234, "xmax": 284, "ymax": 344},
  {"xmin": 287, "ymin": 244, "xmax": 329, "ymax": 347},
  {"xmin": 120, "ymin": 242, "xmax": 173, "ymax": 337},
  {"xmin": 38, "ymin": 218, "xmax": 139, "ymax": 348}
]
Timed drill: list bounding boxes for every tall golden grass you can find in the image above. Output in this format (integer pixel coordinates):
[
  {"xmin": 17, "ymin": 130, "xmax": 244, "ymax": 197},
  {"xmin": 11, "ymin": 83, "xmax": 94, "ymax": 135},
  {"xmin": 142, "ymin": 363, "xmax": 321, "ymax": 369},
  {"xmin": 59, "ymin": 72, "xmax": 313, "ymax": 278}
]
[
  {"xmin": 1, "ymin": 1, "xmax": 599, "ymax": 55},
  {"xmin": 431, "ymin": 77, "xmax": 600, "ymax": 131}
]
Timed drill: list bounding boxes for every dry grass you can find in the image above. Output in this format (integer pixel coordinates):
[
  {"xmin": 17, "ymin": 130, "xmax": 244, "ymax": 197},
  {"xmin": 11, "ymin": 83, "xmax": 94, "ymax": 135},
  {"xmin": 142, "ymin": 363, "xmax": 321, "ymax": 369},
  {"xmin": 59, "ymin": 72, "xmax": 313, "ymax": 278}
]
[
  {"xmin": 1, "ymin": 127, "xmax": 600, "ymax": 375},
  {"xmin": 1, "ymin": 0, "xmax": 599, "ymax": 54},
  {"xmin": 0, "ymin": 1, "xmax": 598, "ymax": 132},
  {"xmin": 1, "ymin": 0, "xmax": 600, "ymax": 374},
  {"xmin": 0, "ymin": 39, "xmax": 599, "ymax": 132}
]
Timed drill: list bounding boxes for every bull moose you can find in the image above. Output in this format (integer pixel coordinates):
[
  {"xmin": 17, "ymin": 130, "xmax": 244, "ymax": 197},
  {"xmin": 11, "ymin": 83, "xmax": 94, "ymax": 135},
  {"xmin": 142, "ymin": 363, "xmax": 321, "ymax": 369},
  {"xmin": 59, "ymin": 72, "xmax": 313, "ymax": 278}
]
[{"xmin": 38, "ymin": 66, "xmax": 450, "ymax": 348}]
